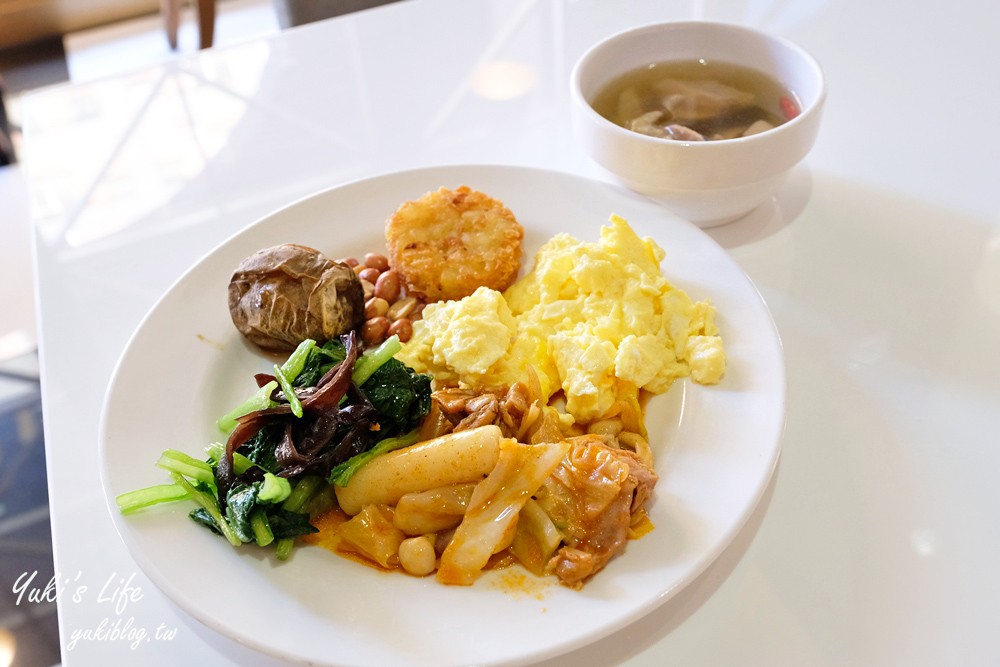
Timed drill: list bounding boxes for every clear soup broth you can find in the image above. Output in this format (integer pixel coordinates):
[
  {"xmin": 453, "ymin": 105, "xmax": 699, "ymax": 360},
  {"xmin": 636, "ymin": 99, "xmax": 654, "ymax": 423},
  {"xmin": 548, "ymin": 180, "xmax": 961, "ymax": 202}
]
[{"xmin": 591, "ymin": 59, "xmax": 799, "ymax": 141}]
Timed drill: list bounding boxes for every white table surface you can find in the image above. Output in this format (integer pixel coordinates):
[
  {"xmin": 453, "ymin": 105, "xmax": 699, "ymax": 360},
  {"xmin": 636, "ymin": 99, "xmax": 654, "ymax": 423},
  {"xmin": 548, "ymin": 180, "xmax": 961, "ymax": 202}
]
[{"xmin": 21, "ymin": 0, "xmax": 1000, "ymax": 664}]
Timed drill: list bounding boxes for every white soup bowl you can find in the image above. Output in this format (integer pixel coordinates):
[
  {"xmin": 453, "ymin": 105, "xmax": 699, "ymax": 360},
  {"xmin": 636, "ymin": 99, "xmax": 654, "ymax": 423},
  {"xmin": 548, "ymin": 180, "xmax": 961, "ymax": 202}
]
[{"xmin": 570, "ymin": 21, "xmax": 826, "ymax": 227}]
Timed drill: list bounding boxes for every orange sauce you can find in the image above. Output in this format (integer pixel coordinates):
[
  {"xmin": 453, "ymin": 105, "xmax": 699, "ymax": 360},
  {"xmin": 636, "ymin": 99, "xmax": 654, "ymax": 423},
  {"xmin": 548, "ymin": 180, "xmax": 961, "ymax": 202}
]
[
  {"xmin": 628, "ymin": 508, "xmax": 655, "ymax": 539},
  {"xmin": 299, "ymin": 508, "xmax": 354, "ymax": 556},
  {"xmin": 304, "ymin": 507, "xmax": 558, "ymax": 594},
  {"xmin": 303, "ymin": 507, "xmax": 417, "ymax": 575},
  {"xmin": 484, "ymin": 560, "xmax": 554, "ymax": 600}
]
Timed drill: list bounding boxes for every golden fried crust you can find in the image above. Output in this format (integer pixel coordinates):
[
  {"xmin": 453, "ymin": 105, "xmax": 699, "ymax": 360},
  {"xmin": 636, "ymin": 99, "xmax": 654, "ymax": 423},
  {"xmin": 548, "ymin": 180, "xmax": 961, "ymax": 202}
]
[{"xmin": 385, "ymin": 186, "xmax": 524, "ymax": 302}]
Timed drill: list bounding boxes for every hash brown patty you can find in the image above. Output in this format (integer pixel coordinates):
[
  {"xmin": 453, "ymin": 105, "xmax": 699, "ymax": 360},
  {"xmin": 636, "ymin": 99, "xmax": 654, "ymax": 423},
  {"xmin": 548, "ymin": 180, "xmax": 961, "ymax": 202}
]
[{"xmin": 385, "ymin": 186, "xmax": 524, "ymax": 302}]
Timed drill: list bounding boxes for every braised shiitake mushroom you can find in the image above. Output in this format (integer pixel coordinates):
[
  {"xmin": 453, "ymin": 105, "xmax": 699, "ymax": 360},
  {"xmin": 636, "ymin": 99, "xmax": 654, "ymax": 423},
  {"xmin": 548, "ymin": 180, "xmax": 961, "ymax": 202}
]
[{"xmin": 228, "ymin": 243, "xmax": 365, "ymax": 351}]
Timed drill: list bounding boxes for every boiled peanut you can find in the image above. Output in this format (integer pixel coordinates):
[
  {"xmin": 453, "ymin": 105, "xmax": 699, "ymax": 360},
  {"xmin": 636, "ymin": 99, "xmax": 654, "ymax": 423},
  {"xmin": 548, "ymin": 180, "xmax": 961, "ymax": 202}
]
[
  {"xmin": 358, "ymin": 267, "xmax": 381, "ymax": 284},
  {"xmin": 364, "ymin": 253, "xmax": 390, "ymax": 272},
  {"xmin": 361, "ymin": 316, "xmax": 390, "ymax": 346},
  {"xmin": 387, "ymin": 295, "xmax": 417, "ymax": 321},
  {"xmin": 388, "ymin": 318, "xmax": 413, "ymax": 343},
  {"xmin": 365, "ymin": 297, "xmax": 390, "ymax": 319},
  {"xmin": 373, "ymin": 270, "xmax": 401, "ymax": 302}
]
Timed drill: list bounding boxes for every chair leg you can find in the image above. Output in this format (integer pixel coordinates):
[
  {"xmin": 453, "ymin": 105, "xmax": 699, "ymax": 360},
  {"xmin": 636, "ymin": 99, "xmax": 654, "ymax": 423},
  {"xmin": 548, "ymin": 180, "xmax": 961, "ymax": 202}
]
[
  {"xmin": 160, "ymin": 0, "xmax": 180, "ymax": 49},
  {"xmin": 196, "ymin": 0, "xmax": 216, "ymax": 49}
]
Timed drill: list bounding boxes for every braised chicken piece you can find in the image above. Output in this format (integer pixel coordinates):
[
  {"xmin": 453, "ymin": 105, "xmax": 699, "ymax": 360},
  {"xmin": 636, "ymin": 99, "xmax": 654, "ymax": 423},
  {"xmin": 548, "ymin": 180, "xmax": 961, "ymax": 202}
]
[{"xmin": 535, "ymin": 435, "xmax": 658, "ymax": 587}]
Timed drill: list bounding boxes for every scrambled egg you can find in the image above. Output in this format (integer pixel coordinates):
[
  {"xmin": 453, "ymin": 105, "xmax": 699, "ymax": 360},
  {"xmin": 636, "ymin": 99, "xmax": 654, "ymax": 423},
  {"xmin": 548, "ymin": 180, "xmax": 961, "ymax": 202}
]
[
  {"xmin": 396, "ymin": 215, "xmax": 725, "ymax": 423},
  {"xmin": 404, "ymin": 285, "xmax": 517, "ymax": 382}
]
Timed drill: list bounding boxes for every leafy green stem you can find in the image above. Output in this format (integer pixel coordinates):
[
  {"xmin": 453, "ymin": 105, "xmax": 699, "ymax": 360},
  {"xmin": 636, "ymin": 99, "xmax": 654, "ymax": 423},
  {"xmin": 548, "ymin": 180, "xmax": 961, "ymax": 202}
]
[
  {"xmin": 169, "ymin": 472, "xmax": 242, "ymax": 547},
  {"xmin": 352, "ymin": 335, "xmax": 402, "ymax": 387},
  {"xmin": 115, "ymin": 483, "xmax": 189, "ymax": 514}
]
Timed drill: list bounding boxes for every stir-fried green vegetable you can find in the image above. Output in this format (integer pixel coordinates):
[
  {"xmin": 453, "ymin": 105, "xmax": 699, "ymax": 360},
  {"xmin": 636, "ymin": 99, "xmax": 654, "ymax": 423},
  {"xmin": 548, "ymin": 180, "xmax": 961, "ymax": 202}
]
[{"xmin": 117, "ymin": 331, "xmax": 432, "ymax": 560}]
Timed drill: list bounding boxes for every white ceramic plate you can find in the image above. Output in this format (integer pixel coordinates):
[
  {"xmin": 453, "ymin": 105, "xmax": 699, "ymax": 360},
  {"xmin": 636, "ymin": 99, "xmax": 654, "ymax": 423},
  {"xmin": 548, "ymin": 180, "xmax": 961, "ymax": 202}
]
[{"xmin": 100, "ymin": 165, "xmax": 785, "ymax": 667}]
